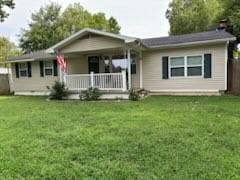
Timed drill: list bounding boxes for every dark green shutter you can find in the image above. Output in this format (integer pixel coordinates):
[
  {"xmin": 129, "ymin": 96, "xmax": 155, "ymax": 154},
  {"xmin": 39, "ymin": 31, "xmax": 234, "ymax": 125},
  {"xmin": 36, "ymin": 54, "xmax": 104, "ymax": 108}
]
[
  {"xmin": 204, "ymin": 54, "xmax": 212, "ymax": 78},
  {"xmin": 27, "ymin": 62, "xmax": 32, "ymax": 77},
  {"xmin": 40, "ymin": 61, "xmax": 44, "ymax": 77},
  {"xmin": 53, "ymin": 60, "xmax": 58, "ymax": 76},
  {"xmin": 162, "ymin": 56, "xmax": 169, "ymax": 79},
  {"xmin": 15, "ymin": 63, "xmax": 19, "ymax": 78}
]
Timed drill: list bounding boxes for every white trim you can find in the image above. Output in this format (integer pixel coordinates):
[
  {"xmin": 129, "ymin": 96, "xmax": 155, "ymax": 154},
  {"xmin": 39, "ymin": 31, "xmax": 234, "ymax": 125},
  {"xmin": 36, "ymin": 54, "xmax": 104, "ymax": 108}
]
[
  {"xmin": 127, "ymin": 48, "xmax": 131, "ymax": 89},
  {"xmin": 14, "ymin": 91, "xmax": 50, "ymax": 96},
  {"xmin": 169, "ymin": 55, "xmax": 204, "ymax": 79},
  {"xmin": 18, "ymin": 62, "xmax": 28, "ymax": 78},
  {"xmin": 6, "ymin": 59, "xmax": 35, "ymax": 63},
  {"xmin": 225, "ymin": 41, "xmax": 229, "ymax": 90},
  {"xmin": 122, "ymin": 70, "xmax": 127, "ymax": 91},
  {"xmin": 140, "ymin": 59, "xmax": 143, "ymax": 88},
  {"xmin": 148, "ymin": 37, "xmax": 236, "ymax": 50},
  {"xmin": 150, "ymin": 89, "xmax": 220, "ymax": 92},
  {"xmin": 148, "ymin": 89, "xmax": 221, "ymax": 96},
  {"xmin": 43, "ymin": 60, "xmax": 54, "ymax": 76}
]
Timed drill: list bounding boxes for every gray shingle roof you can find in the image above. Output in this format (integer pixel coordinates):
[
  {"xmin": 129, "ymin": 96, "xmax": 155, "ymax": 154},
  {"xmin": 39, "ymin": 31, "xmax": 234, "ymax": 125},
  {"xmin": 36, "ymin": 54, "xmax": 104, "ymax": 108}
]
[
  {"xmin": 7, "ymin": 30, "xmax": 236, "ymax": 62},
  {"xmin": 141, "ymin": 30, "xmax": 236, "ymax": 48},
  {"xmin": 7, "ymin": 50, "xmax": 54, "ymax": 62}
]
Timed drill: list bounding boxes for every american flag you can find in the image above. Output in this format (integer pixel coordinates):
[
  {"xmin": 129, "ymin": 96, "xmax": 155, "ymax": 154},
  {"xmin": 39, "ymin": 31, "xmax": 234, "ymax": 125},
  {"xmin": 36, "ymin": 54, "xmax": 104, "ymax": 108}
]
[{"xmin": 55, "ymin": 52, "xmax": 66, "ymax": 72}]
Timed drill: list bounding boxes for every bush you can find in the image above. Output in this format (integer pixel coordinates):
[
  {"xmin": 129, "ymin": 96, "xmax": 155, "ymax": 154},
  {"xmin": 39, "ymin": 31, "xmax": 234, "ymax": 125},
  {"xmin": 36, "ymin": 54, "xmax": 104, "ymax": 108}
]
[
  {"xmin": 129, "ymin": 88, "xmax": 140, "ymax": 101},
  {"xmin": 80, "ymin": 87, "xmax": 102, "ymax": 101},
  {"xmin": 47, "ymin": 81, "xmax": 68, "ymax": 100}
]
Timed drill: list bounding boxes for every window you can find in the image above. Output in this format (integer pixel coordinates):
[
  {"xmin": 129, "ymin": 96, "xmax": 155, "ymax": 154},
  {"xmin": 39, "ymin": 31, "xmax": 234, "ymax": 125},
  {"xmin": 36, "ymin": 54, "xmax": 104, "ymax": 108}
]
[
  {"xmin": 170, "ymin": 57, "xmax": 185, "ymax": 77},
  {"xmin": 131, "ymin": 54, "xmax": 137, "ymax": 74},
  {"xmin": 169, "ymin": 55, "xmax": 203, "ymax": 78},
  {"xmin": 187, "ymin": 56, "xmax": 203, "ymax": 76},
  {"xmin": 44, "ymin": 61, "xmax": 53, "ymax": 76},
  {"xmin": 112, "ymin": 55, "xmax": 127, "ymax": 73},
  {"xmin": 19, "ymin": 63, "xmax": 28, "ymax": 77},
  {"xmin": 103, "ymin": 56, "xmax": 110, "ymax": 73}
]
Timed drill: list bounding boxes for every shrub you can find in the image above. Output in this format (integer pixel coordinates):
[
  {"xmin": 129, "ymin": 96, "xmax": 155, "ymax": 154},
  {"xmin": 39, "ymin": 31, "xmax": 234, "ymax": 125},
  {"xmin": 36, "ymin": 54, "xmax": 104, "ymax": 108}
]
[
  {"xmin": 47, "ymin": 81, "xmax": 68, "ymax": 100},
  {"xmin": 129, "ymin": 88, "xmax": 140, "ymax": 101},
  {"xmin": 80, "ymin": 87, "xmax": 102, "ymax": 101}
]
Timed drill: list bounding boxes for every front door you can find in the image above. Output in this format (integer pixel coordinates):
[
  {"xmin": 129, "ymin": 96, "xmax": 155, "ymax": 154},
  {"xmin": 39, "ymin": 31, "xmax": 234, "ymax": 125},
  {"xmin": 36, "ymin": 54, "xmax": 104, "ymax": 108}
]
[{"xmin": 88, "ymin": 56, "xmax": 99, "ymax": 73}]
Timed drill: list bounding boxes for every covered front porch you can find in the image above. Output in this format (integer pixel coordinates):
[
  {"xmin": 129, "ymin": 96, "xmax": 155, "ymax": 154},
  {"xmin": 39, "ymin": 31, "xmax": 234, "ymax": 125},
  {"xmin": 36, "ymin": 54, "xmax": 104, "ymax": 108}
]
[
  {"xmin": 62, "ymin": 49, "xmax": 139, "ymax": 92},
  {"xmin": 46, "ymin": 28, "xmax": 144, "ymax": 93}
]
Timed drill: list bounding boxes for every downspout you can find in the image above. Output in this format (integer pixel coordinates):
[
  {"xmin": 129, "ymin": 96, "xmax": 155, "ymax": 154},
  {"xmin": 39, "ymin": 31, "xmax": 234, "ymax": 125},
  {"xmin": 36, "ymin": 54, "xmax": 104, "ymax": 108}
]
[{"xmin": 225, "ymin": 40, "xmax": 229, "ymax": 91}]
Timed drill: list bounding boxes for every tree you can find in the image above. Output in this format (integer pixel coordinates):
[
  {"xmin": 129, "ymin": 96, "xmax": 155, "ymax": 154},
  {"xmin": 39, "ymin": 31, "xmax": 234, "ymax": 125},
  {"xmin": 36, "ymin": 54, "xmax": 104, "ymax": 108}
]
[
  {"xmin": 0, "ymin": 37, "xmax": 20, "ymax": 67},
  {"xmin": 0, "ymin": 0, "xmax": 15, "ymax": 22},
  {"xmin": 19, "ymin": 2, "xmax": 121, "ymax": 53},
  {"xmin": 217, "ymin": 0, "xmax": 240, "ymax": 38},
  {"xmin": 108, "ymin": 17, "xmax": 121, "ymax": 33},
  {"xmin": 166, "ymin": 0, "xmax": 221, "ymax": 35},
  {"xmin": 58, "ymin": 3, "xmax": 120, "ymax": 34},
  {"xmin": 19, "ymin": 3, "xmax": 63, "ymax": 53}
]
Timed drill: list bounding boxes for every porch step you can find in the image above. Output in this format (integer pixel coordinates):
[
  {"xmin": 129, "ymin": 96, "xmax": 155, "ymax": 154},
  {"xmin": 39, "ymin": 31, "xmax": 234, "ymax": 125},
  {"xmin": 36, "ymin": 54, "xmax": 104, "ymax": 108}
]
[
  {"xmin": 100, "ymin": 94, "xmax": 129, "ymax": 100},
  {"xmin": 67, "ymin": 93, "xmax": 129, "ymax": 100}
]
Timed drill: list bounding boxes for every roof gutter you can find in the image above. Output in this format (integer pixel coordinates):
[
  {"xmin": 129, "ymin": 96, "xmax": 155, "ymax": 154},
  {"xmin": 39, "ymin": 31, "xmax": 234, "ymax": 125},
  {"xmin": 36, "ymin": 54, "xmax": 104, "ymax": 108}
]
[
  {"xmin": 145, "ymin": 37, "xmax": 236, "ymax": 50},
  {"xmin": 6, "ymin": 58, "xmax": 35, "ymax": 63}
]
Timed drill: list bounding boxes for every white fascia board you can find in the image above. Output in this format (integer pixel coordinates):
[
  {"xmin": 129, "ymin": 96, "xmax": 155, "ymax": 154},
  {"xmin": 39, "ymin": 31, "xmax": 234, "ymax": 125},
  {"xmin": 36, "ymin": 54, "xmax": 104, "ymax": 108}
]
[
  {"xmin": 6, "ymin": 58, "xmax": 35, "ymax": 63},
  {"xmin": 146, "ymin": 37, "xmax": 237, "ymax": 50},
  {"xmin": 46, "ymin": 28, "xmax": 137, "ymax": 53}
]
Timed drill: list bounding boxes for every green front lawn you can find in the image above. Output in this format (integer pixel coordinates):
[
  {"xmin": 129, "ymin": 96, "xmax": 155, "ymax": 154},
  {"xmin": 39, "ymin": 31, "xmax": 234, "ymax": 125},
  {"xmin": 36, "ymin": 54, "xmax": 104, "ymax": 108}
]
[{"xmin": 0, "ymin": 96, "xmax": 240, "ymax": 179}]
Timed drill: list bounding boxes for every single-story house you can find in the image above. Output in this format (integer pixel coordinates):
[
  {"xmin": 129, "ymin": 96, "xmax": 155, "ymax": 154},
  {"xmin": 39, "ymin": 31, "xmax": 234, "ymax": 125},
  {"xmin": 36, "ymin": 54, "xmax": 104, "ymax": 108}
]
[{"xmin": 7, "ymin": 28, "xmax": 236, "ymax": 96}]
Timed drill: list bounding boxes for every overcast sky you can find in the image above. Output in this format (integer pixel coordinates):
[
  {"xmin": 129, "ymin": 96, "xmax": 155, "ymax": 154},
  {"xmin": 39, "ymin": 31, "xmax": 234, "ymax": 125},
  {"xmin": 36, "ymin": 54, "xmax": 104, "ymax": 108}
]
[{"xmin": 0, "ymin": 0, "xmax": 171, "ymax": 45}]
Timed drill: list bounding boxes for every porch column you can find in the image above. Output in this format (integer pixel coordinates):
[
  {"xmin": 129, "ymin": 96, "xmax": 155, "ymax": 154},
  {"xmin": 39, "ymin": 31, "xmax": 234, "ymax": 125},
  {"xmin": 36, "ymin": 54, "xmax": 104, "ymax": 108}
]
[
  {"xmin": 127, "ymin": 48, "xmax": 131, "ymax": 90},
  {"xmin": 59, "ymin": 65, "xmax": 63, "ymax": 82},
  {"xmin": 139, "ymin": 50, "xmax": 143, "ymax": 89},
  {"xmin": 122, "ymin": 70, "xmax": 127, "ymax": 92},
  {"xmin": 140, "ymin": 59, "xmax": 143, "ymax": 89}
]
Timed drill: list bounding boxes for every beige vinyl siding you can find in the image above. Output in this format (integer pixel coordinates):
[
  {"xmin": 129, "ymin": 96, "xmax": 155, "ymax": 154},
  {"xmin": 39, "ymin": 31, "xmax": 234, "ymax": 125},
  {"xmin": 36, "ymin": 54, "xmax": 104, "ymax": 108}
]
[
  {"xmin": 11, "ymin": 61, "xmax": 57, "ymax": 92},
  {"xmin": 142, "ymin": 43, "xmax": 227, "ymax": 92},
  {"xmin": 131, "ymin": 58, "xmax": 140, "ymax": 89},
  {"xmin": 60, "ymin": 36, "xmax": 125, "ymax": 53},
  {"xmin": 66, "ymin": 55, "xmax": 140, "ymax": 88},
  {"xmin": 66, "ymin": 55, "xmax": 88, "ymax": 74}
]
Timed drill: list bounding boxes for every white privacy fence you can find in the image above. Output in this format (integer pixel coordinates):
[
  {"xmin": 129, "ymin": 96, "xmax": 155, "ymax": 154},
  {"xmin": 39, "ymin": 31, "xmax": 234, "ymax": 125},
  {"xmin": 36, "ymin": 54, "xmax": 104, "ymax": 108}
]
[
  {"xmin": 65, "ymin": 71, "xmax": 127, "ymax": 91},
  {"xmin": 0, "ymin": 68, "xmax": 11, "ymax": 74}
]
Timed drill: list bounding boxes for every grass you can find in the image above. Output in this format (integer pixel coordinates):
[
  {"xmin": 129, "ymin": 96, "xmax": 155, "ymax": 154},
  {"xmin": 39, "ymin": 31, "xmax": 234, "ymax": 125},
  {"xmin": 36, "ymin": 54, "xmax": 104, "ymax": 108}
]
[{"xmin": 0, "ymin": 96, "xmax": 240, "ymax": 179}]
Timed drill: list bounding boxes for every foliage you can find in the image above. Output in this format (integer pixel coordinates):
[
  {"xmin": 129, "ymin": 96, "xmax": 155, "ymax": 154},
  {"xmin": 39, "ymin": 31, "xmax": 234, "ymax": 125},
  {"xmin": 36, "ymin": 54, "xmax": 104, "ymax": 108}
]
[
  {"xmin": 0, "ymin": 36, "xmax": 20, "ymax": 67},
  {"xmin": 108, "ymin": 17, "xmax": 121, "ymax": 33},
  {"xmin": 0, "ymin": 96, "xmax": 240, "ymax": 178},
  {"xmin": 128, "ymin": 88, "xmax": 140, "ymax": 101},
  {"xmin": 0, "ymin": 0, "xmax": 15, "ymax": 22},
  {"xmin": 166, "ymin": 0, "xmax": 221, "ymax": 35},
  {"xmin": 218, "ymin": 0, "xmax": 240, "ymax": 38},
  {"xmin": 166, "ymin": 0, "xmax": 240, "ymax": 38},
  {"xmin": 80, "ymin": 87, "xmax": 102, "ymax": 101},
  {"xmin": 47, "ymin": 81, "xmax": 68, "ymax": 100},
  {"xmin": 19, "ymin": 2, "xmax": 121, "ymax": 53},
  {"xmin": 19, "ymin": 3, "xmax": 64, "ymax": 53}
]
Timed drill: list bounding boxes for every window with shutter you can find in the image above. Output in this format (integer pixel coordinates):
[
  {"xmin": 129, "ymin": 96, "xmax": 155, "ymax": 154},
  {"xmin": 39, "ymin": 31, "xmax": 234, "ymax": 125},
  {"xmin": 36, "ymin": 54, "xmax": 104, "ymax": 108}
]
[
  {"xmin": 27, "ymin": 62, "xmax": 32, "ymax": 77},
  {"xmin": 204, "ymin": 54, "xmax": 212, "ymax": 78},
  {"xmin": 15, "ymin": 63, "xmax": 19, "ymax": 78},
  {"xmin": 162, "ymin": 56, "xmax": 169, "ymax": 79},
  {"xmin": 40, "ymin": 61, "xmax": 44, "ymax": 77},
  {"xmin": 19, "ymin": 62, "xmax": 28, "ymax": 77}
]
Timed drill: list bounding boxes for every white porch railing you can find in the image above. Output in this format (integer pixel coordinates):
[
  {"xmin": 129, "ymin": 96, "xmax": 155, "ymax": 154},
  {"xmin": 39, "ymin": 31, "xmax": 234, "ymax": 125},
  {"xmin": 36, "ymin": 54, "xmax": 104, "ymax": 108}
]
[{"xmin": 65, "ymin": 71, "xmax": 127, "ymax": 91}]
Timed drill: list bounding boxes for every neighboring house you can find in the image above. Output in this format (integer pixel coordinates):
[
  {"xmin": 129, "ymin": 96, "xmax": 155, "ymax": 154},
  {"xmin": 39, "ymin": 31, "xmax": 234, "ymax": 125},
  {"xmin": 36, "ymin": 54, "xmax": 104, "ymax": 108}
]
[{"xmin": 7, "ymin": 28, "xmax": 236, "ymax": 96}]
